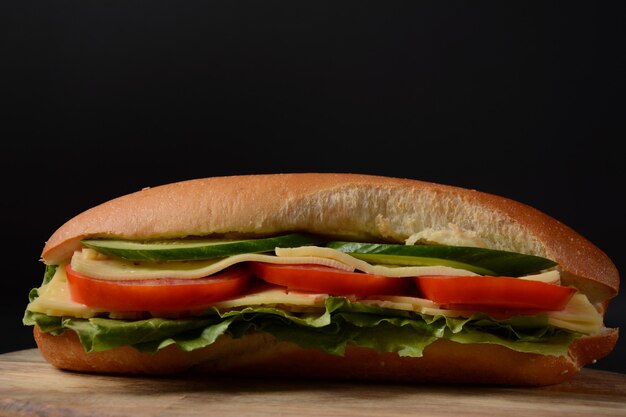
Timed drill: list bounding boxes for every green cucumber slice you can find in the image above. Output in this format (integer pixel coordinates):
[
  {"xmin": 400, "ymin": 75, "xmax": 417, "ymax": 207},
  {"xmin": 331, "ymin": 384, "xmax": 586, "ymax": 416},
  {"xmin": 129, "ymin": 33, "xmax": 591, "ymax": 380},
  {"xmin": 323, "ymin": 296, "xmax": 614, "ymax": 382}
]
[
  {"xmin": 82, "ymin": 234, "xmax": 324, "ymax": 261},
  {"xmin": 327, "ymin": 242, "xmax": 557, "ymax": 277},
  {"xmin": 347, "ymin": 253, "xmax": 497, "ymax": 275}
]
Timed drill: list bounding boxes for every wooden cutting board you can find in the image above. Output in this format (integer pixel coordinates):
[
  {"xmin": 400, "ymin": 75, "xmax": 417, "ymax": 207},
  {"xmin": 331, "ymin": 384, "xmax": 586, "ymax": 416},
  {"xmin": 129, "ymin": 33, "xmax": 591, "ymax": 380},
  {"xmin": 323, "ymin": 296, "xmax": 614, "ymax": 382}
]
[{"xmin": 1, "ymin": 349, "xmax": 625, "ymax": 417}]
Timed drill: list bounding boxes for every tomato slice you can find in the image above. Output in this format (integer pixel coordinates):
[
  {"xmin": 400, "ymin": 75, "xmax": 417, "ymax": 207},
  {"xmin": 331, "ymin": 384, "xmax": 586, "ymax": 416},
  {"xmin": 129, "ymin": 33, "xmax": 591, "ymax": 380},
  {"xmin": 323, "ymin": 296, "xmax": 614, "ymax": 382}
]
[
  {"xmin": 249, "ymin": 263, "xmax": 411, "ymax": 296},
  {"xmin": 413, "ymin": 275, "xmax": 576, "ymax": 311},
  {"xmin": 66, "ymin": 265, "xmax": 250, "ymax": 311}
]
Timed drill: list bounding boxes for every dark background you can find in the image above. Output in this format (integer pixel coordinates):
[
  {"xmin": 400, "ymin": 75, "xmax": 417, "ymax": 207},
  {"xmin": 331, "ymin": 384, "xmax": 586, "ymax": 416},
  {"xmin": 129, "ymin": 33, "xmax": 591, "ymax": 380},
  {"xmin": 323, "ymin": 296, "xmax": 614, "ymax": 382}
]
[{"xmin": 2, "ymin": 2, "xmax": 624, "ymax": 373}]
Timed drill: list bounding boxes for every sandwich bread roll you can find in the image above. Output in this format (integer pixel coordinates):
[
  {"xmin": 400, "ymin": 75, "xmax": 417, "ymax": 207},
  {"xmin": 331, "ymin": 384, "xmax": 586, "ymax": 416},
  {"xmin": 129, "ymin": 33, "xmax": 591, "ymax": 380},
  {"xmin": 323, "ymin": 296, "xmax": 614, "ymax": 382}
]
[{"xmin": 26, "ymin": 174, "xmax": 619, "ymax": 385}]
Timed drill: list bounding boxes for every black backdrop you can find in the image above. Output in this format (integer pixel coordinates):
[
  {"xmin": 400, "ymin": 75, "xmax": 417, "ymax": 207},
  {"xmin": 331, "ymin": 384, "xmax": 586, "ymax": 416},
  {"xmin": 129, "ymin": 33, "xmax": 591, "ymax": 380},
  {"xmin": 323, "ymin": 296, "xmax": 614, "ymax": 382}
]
[{"xmin": 2, "ymin": 1, "xmax": 625, "ymax": 373}]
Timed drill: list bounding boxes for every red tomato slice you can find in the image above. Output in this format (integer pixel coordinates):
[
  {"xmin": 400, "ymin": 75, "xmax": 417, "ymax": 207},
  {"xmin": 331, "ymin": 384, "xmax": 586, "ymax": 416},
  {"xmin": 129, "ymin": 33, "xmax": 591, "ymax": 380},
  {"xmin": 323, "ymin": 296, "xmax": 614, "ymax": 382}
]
[
  {"xmin": 66, "ymin": 265, "xmax": 250, "ymax": 311},
  {"xmin": 414, "ymin": 275, "xmax": 576, "ymax": 311},
  {"xmin": 249, "ymin": 263, "xmax": 411, "ymax": 296}
]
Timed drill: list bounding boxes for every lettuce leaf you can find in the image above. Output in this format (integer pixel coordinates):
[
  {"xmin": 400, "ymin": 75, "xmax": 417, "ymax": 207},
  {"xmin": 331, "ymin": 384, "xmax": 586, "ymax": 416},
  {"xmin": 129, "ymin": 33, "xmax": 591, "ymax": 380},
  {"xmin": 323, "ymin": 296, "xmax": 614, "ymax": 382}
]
[{"xmin": 24, "ymin": 296, "xmax": 579, "ymax": 357}]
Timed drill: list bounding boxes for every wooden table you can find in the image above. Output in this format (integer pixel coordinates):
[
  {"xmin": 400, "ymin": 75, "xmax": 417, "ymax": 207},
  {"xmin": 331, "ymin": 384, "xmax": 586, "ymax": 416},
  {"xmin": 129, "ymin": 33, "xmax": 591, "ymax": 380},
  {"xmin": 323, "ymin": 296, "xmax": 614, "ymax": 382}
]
[{"xmin": 1, "ymin": 349, "xmax": 625, "ymax": 417}]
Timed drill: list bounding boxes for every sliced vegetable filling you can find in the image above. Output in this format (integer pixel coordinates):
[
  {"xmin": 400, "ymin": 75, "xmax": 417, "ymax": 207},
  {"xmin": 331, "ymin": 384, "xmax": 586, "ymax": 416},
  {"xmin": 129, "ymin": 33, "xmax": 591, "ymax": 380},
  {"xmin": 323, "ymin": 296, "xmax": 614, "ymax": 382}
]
[{"xmin": 24, "ymin": 234, "xmax": 591, "ymax": 359}]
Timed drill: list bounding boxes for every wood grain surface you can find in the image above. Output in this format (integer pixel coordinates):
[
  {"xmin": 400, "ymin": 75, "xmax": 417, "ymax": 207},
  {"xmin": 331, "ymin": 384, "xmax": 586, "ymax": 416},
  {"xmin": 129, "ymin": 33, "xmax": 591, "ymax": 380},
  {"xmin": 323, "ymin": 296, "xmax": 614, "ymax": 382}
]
[{"xmin": 1, "ymin": 349, "xmax": 625, "ymax": 417}]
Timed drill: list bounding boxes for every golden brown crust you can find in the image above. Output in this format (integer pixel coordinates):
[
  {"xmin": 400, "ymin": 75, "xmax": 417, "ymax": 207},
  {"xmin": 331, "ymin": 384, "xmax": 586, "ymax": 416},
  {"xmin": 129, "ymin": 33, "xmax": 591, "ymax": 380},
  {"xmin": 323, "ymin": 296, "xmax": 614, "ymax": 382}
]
[
  {"xmin": 34, "ymin": 326, "xmax": 618, "ymax": 386},
  {"xmin": 41, "ymin": 173, "xmax": 618, "ymax": 301}
]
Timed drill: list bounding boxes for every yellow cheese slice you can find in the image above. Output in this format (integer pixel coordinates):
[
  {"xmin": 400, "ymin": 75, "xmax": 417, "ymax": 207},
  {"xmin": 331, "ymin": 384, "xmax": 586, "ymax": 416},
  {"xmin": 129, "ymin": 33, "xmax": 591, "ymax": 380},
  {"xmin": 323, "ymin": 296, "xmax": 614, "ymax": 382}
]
[
  {"xmin": 70, "ymin": 246, "xmax": 479, "ymax": 281},
  {"xmin": 27, "ymin": 264, "xmax": 107, "ymax": 318},
  {"xmin": 275, "ymin": 246, "xmax": 479, "ymax": 277},
  {"xmin": 70, "ymin": 249, "xmax": 355, "ymax": 280}
]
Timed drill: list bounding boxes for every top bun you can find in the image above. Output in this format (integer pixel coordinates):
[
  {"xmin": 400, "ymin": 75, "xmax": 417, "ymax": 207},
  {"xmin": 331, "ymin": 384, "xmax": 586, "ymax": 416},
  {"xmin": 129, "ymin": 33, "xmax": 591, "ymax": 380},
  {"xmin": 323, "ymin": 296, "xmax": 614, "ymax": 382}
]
[{"xmin": 42, "ymin": 173, "xmax": 618, "ymax": 303}]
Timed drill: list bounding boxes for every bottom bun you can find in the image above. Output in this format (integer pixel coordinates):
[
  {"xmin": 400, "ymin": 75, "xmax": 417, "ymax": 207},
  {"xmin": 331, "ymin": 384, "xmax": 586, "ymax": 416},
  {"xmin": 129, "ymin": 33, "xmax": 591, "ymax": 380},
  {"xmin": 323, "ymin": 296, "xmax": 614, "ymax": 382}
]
[{"xmin": 34, "ymin": 326, "xmax": 618, "ymax": 386}]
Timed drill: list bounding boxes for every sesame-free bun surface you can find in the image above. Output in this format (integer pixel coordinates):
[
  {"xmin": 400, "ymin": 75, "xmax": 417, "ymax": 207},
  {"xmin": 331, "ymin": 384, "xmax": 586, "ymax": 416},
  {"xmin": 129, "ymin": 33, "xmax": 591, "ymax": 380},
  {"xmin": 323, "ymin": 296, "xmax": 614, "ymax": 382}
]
[
  {"xmin": 42, "ymin": 173, "xmax": 618, "ymax": 302},
  {"xmin": 34, "ymin": 326, "xmax": 618, "ymax": 386}
]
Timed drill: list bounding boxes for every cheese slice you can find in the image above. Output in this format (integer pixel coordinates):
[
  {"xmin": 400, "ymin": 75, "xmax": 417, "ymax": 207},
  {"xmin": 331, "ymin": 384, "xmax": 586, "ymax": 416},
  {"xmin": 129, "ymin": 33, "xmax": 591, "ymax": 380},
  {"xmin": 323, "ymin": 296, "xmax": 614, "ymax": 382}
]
[
  {"xmin": 212, "ymin": 286, "xmax": 328, "ymax": 311},
  {"xmin": 70, "ymin": 249, "xmax": 356, "ymax": 280},
  {"xmin": 518, "ymin": 270, "xmax": 560, "ymax": 284},
  {"xmin": 275, "ymin": 246, "xmax": 479, "ymax": 277},
  {"xmin": 27, "ymin": 263, "xmax": 107, "ymax": 318},
  {"xmin": 27, "ymin": 264, "xmax": 603, "ymax": 335},
  {"xmin": 70, "ymin": 246, "xmax": 479, "ymax": 280}
]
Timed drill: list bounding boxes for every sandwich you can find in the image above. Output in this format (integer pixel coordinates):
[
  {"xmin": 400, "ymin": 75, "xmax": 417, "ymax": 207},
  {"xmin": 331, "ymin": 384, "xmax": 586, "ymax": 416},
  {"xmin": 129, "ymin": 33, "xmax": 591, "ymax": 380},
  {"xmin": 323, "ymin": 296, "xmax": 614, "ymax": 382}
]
[{"xmin": 23, "ymin": 173, "xmax": 619, "ymax": 385}]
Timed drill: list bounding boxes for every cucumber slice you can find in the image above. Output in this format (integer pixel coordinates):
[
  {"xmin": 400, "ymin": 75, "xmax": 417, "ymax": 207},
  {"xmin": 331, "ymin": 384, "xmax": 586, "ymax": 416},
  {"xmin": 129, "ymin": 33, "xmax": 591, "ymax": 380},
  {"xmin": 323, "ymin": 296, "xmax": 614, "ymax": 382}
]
[
  {"xmin": 82, "ymin": 234, "xmax": 324, "ymax": 261},
  {"xmin": 347, "ymin": 253, "xmax": 496, "ymax": 275},
  {"xmin": 327, "ymin": 242, "xmax": 557, "ymax": 277}
]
